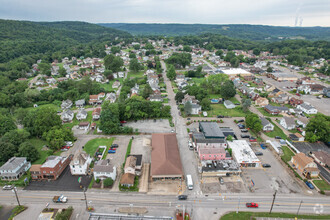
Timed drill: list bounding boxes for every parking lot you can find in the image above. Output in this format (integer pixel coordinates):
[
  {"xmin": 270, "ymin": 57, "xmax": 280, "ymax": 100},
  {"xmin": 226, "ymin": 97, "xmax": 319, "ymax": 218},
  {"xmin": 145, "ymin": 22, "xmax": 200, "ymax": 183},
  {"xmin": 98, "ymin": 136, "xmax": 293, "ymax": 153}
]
[
  {"xmin": 25, "ymin": 166, "xmax": 92, "ymax": 191},
  {"xmin": 126, "ymin": 119, "xmax": 172, "ymax": 133},
  {"xmin": 241, "ymin": 144, "xmax": 303, "ymax": 194}
]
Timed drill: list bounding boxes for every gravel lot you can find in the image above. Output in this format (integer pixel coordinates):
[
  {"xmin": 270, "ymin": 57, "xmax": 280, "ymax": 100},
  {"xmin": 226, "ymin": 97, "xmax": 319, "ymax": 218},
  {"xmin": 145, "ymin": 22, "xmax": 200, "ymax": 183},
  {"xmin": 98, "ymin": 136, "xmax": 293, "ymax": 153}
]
[
  {"xmin": 126, "ymin": 119, "xmax": 172, "ymax": 133},
  {"xmin": 130, "ymin": 135, "xmax": 152, "ymax": 163}
]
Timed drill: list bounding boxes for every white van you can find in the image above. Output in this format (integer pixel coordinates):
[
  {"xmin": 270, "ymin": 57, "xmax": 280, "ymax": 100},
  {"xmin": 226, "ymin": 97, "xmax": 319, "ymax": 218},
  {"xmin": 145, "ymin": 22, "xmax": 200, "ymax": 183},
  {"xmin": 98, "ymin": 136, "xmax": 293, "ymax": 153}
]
[{"xmin": 186, "ymin": 174, "xmax": 193, "ymax": 190}]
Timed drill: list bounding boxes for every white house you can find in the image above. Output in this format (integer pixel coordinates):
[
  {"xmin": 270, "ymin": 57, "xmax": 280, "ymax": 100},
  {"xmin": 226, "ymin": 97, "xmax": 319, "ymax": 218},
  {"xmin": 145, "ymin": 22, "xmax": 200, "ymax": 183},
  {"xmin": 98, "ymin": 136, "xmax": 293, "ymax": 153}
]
[
  {"xmin": 260, "ymin": 117, "xmax": 274, "ymax": 132},
  {"xmin": 224, "ymin": 100, "xmax": 235, "ymax": 109},
  {"xmin": 190, "ymin": 103, "xmax": 202, "ymax": 115},
  {"xmin": 61, "ymin": 110, "xmax": 74, "ymax": 122},
  {"xmin": 76, "ymin": 109, "xmax": 87, "ymax": 120},
  {"xmin": 280, "ymin": 117, "xmax": 296, "ymax": 130},
  {"xmin": 93, "ymin": 159, "xmax": 116, "ymax": 181},
  {"xmin": 75, "ymin": 99, "xmax": 85, "ymax": 108},
  {"xmin": 297, "ymin": 103, "xmax": 318, "ymax": 114},
  {"xmin": 296, "ymin": 116, "xmax": 309, "ymax": 128},
  {"xmin": 70, "ymin": 153, "xmax": 92, "ymax": 175}
]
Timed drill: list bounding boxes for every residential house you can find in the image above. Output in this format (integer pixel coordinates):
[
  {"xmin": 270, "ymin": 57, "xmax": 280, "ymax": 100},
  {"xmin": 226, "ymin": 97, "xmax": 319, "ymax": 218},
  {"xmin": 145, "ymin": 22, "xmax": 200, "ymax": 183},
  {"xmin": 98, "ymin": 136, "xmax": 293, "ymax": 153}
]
[
  {"xmin": 182, "ymin": 94, "xmax": 198, "ymax": 105},
  {"xmin": 260, "ymin": 117, "xmax": 274, "ymax": 132},
  {"xmin": 70, "ymin": 153, "xmax": 92, "ymax": 175},
  {"xmin": 118, "ymin": 72, "xmax": 125, "ymax": 78},
  {"xmin": 309, "ymin": 84, "xmax": 325, "ymax": 94},
  {"xmin": 264, "ymin": 84, "xmax": 276, "ymax": 92},
  {"xmin": 255, "ymin": 97, "xmax": 269, "ymax": 107},
  {"xmin": 76, "ymin": 109, "xmax": 88, "ymax": 120},
  {"xmin": 253, "ymin": 78, "xmax": 264, "ymax": 86},
  {"xmin": 46, "ymin": 77, "xmax": 56, "ymax": 84},
  {"xmin": 124, "ymin": 156, "xmax": 137, "ymax": 175},
  {"xmin": 291, "ymin": 153, "xmax": 319, "ymax": 178},
  {"xmin": 249, "ymin": 91, "xmax": 259, "ymax": 101},
  {"xmin": 79, "ymin": 122, "xmax": 90, "ymax": 130},
  {"xmin": 61, "ymin": 110, "xmax": 74, "ymax": 122},
  {"xmin": 190, "ymin": 103, "xmax": 202, "ymax": 115},
  {"xmin": 30, "ymin": 156, "xmax": 71, "ymax": 180},
  {"xmin": 0, "ymin": 157, "xmax": 31, "ymax": 180},
  {"xmin": 264, "ymin": 105, "xmax": 289, "ymax": 115},
  {"xmin": 112, "ymin": 80, "xmax": 121, "ymax": 89},
  {"xmin": 98, "ymin": 92, "xmax": 105, "ymax": 99},
  {"xmin": 268, "ymin": 88, "xmax": 282, "ymax": 98},
  {"xmin": 271, "ymin": 93, "xmax": 289, "ymax": 104},
  {"xmin": 280, "ymin": 117, "xmax": 296, "ymax": 130},
  {"xmin": 61, "ymin": 99, "xmax": 72, "ymax": 109},
  {"xmin": 289, "ymin": 133, "xmax": 304, "ymax": 141},
  {"xmin": 130, "ymin": 84, "xmax": 140, "ymax": 96},
  {"xmin": 310, "ymin": 151, "xmax": 330, "ymax": 168},
  {"xmin": 92, "ymin": 108, "xmax": 101, "ymax": 120},
  {"xmin": 297, "ymin": 103, "xmax": 318, "ymax": 114},
  {"xmin": 289, "ymin": 97, "xmax": 303, "ymax": 107},
  {"xmin": 243, "ymin": 75, "xmax": 254, "ymax": 81},
  {"xmin": 296, "ymin": 116, "xmax": 309, "ymax": 128},
  {"xmin": 93, "ymin": 159, "xmax": 116, "ymax": 181},
  {"xmin": 224, "ymin": 100, "xmax": 235, "ymax": 109},
  {"xmin": 89, "ymin": 95, "xmax": 100, "ymax": 105},
  {"xmin": 323, "ymin": 87, "xmax": 330, "ymax": 98},
  {"xmin": 297, "ymin": 85, "xmax": 311, "ymax": 94},
  {"xmin": 105, "ymin": 93, "xmax": 116, "ymax": 103},
  {"xmin": 149, "ymin": 94, "xmax": 163, "ymax": 102},
  {"xmin": 75, "ymin": 99, "xmax": 85, "ymax": 108},
  {"xmin": 151, "ymin": 133, "xmax": 183, "ymax": 180},
  {"xmin": 128, "ymin": 154, "xmax": 142, "ymax": 175},
  {"xmin": 120, "ymin": 173, "xmax": 135, "ymax": 187}
]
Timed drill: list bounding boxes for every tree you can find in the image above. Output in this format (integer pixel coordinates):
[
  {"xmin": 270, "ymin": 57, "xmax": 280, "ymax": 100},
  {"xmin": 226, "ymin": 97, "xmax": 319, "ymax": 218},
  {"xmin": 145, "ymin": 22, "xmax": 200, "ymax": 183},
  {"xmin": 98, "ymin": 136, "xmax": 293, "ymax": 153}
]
[
  {"xmin": 0, "ymin": 114, "xmax": 16, "ymax": 136},
  {"xmin": 183, "ymin": 45, "xmax": 192, "ymax": 52},
  {"xmin": 133, "ymin": 44, "xmax": 140, "ymax": 50},
  {"xmin": 227, "ymin": 135, "xmax": 233, "ymax": 142},
  {"xmin": 111, "ymin": 46, "xmax": 121, "ymax": 54},
  {"xmin": 100, "ymin": 103, "xmax": 121, "ymax": 134},
  {"xmin": 305, "ymin": 114, "xmax": 330, "ymax": 143},
  {"xmin": 38, "ymin": 63, "xmax": 51, "ymax": 76},
  {"xmin": 204, "ymin": 74, "xmax": 229, "ymax": 94},
  {"xmin": 245, "ymin": 113, "xmax": 262, "ymax": 133},
  {"xmin": 0, "ymin": 141, "xmax": 17, "ymax": 166},
  {"xmin": 1, "ymin": 130, "xmax": 30, "ymax": 146},
  {"xmin": 17, "ymin": 142, "xmax": 39, "ymax": 162},
  {"xmin": 230, "ymin": 57, "xmax": 240, "ymax": 68},
  {"xmin": 43, "ymin": 126, "xmax": 74, "ymax": 150},
  {"xmin": 242, "ymin": 99, "xmax": 251, "ymax": 112},
  {"xmin": 175, "ymin": 91, "xmax": 184, "ymax": 103},
  {"xmin": 104, "ymin": 54, "xmax": 123, "ymax": 73},
  {"xmin": 201, "ymin": 98, "xmax": 211, "ymax": 111},
  {"xmin": 184, "ymin": 102, "xmax": 192, "ymax": 116},
  {"xmin": 58, "ymin": 66, "xmax": 67, "ymax": 77},
  {"xmin": 129, "ymin": 53, "xmax": 136, "ymax": 59},
  {"xmin": 142, "ymin": 84, "xmax": 153, "ymax": 99},
  {"xmin": 267, "ymin": 67, "xmax": 273, "ymax": 73},
  {"xmin": 253, "ymin": 48, "xmax": 261, "ymax": 56},
  {"xmin": 215, "ymin": 49, "xmax": 224, "ymax": 57},
  {"xmin": 129, "ymin": 58, "xmax": 142, "ymax": 73},
  {"xmin": 220, "ymin": 80, "xmax": 236, "ymax": 99},
  {"xmin": 103, "ymin": 177, "xmax": 114, "ymax": 187},
  {"xmin": 224, "ymin": 51, "xmax": 236, "ymax": 62},
  {"xmin": 166, "ymin": 65, "xmax": 176, "ymax": 80}
]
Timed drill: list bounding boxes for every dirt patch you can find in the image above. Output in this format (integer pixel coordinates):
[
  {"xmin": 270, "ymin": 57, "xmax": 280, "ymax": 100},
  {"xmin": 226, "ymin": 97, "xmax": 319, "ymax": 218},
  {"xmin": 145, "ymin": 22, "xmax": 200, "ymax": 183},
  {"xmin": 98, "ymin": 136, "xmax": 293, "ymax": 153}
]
[{"xmin": 148, "ymin": 180, "xmax": 183, "ymax": 195}]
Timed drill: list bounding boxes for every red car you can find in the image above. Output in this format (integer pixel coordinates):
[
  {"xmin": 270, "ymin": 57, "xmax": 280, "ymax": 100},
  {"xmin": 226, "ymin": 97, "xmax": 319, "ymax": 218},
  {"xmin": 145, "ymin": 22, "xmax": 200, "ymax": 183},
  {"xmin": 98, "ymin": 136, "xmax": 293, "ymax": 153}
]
[
  {"xmin": 61, "ymin": 146, "xmax": 70, "ymax": 151},
  {"xmin": 246, "ymin": 202, "xmax": 258, "ymax": 208},
  {"xmin": 296, "ymin": 93, "xmax": 301, "ymax": 96},
  {"xmin": 249, "ymin": 137, "xmax": 257, "ymax": 142},
  {"xmin": 120, "ymin": 121, "xmax": 127, "ymax": 124}
]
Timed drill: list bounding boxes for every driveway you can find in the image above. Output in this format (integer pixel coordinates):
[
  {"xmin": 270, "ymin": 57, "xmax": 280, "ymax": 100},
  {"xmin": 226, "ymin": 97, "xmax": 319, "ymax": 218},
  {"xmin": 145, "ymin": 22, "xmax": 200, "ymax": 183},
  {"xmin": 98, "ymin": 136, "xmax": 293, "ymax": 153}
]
[{"xmin": 25, "ymin": 166, "xmax": 92, "ymax": 191}]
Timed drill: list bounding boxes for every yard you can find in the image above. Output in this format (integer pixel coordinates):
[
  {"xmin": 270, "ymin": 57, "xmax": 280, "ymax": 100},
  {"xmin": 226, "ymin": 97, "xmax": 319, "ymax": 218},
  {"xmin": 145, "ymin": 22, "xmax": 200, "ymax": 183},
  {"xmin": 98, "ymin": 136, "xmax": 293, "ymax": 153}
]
[
  {"xmin": 99, "ymin": 78, "xmax": 124, "ymax": 92},
  {"xmin": 30, "ymin": 138, "xmax": 61, "ymax": 165},
  {"xmin": 207, "ymin": 105, "xmax": 246, "ymax": 117},
  {"xmin": 207, "ymin": 94, "xmax": 240, "ymax": 104},
  {"xmin": 63, "ymin": 111, "xmax": 93, "ymax": 130},
  {"xmin": 313, "ymin": 179, "xmax": 330, "ymax": 191},
  {"xmin": 127, "ymin": 71, "xmax": 144, "ymax": 79},
  {"xmin": 84, "ymin": 137, "xmax": 115, "ymax": 156},
  {"xmin": 281, "ymin": 145, "xmax": 295, "ymax": 162},
  {"xmin": 190, "ymin": 77, "xmax": 204, "ymax": 85},
  {"xmin": 220, "ymin": 211, "xmax": 330, "ymax": 220},
  {"xmin": 263, "ymin": 121, "xmax": 287, "ymax": 140}
]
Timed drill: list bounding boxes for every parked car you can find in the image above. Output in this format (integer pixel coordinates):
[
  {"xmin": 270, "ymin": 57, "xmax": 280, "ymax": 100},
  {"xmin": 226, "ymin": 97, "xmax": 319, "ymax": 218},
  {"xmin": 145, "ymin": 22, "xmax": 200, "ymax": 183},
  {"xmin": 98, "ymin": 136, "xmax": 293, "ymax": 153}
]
[
  {"xmin": 237, "ymin": 119, "xmax": 244, "ymax": 123},
  {"xmin": 237, "ymin": 124, "xmax": 245, "ymax": 129},
  {"xmin": 297, "ymin": 127, "xmax": 303, "ymax": 132},
  {"xmin": 120, "ymin": 121, "xmax": 127, "ymax": 124},
  {"xmin": 249, "ymin": 137, "xmax": 257, "ymax": 142},
  {"xmin": 111, "ymin": 144, "xmax": 119, "ymax": 148},
  {"xmin": 108, "ymin": 149, "xmax": 116, "ymax": 154},
  {"xmin": 217, "ymin": 115, "xmax": 224, "ymax": 118},
  {"xmin": 53, "ymin": 195, "xmax": 68, "ymax": 203},
  {"xmin": 246, "ymin": 202, "xmax": 258, "ymax": 208},
  {"xmin": 178, "ymin": 195, "xmax": 188, "ymax": 200},
  {"xmin": 255, "ymin": 152, "xmax": 263, "ymax": 156},
  {"xmin": 187, "ymin": 118, "xmax": 191, "ymax": 120},
  {"xmin": 240, "ymin": 134, "xmax": 250, "ymax": 138},
  {"xmin": 61, "ymin": 146, "xmax": 70, "ymax": 151},
  {"xmin": 219, "ymin": 177, "xmax": 224, "ymax": 185},
  {"xmin": 2, "ymin": 185, "xmax": 13, "ymax": 190},
  {"xmin": 275, "ymin": 136, "xmax": 281, "ymax": 139},
  {"xmin": 171, "ymin": 129, "xmax": 175, "ymax": 133},
  {"xmin": 296, "ymin": 93, "xmax": 301, "ymax": 96},
  {"xmin": 262, "ymin": 164, "xmax": 271, "ymax": 168},
  {"xmin": 305, "ymin": 181, "xmax": 315, "ymax": 189},
  {"xmin": 65, "ymin": 141, "xmax": 73, "ymax": 147},
  {"xmin": 241, "ymin": 129, "xmax": 248, "ymax": 133}
]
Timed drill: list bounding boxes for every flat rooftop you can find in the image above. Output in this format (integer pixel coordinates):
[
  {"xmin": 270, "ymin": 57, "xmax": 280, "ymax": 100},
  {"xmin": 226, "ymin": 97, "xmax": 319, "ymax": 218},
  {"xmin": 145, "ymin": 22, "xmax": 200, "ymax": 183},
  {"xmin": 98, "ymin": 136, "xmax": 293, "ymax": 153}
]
[
  {"xmin": 220, "ymin": 68, "xmax": 252, "ymax": 75},
  {"xmin": 199, "ymin": 122, "xmax": 224, "ymax": 138},
  {"xmin": 227, "ymin": 140, "xmax": 260, "ymax": 164}
]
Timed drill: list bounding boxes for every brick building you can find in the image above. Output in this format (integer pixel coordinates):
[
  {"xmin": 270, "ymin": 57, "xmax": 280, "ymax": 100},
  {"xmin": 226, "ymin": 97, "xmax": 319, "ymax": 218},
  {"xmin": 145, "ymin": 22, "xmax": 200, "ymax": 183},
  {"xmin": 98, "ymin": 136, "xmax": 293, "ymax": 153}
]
[{"xmin": 30, "ymin": 156, "xmax": 71, "ymax": 180}]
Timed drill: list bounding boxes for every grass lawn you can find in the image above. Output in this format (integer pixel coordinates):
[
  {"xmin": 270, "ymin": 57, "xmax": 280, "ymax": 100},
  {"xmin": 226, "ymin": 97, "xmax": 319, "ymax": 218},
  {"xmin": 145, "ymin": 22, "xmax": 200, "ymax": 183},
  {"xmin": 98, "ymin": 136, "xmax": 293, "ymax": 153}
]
[
  {"xmin": 281, "ymin": 145, "xmax": 295, "ymax": 162},
  {"xmin": 207, "ymin": 105, "xmax": 246, "ymax": 117},
  {"xmin": 29, "ymin": 138, "xmax": 52, "ymax": 165},
  {"xmin": 100, "ymin": 78, "xmax": 124, "ymax": 92},
  {"xmin": 163, "ymin": 98, "xmax": 169, "ymax": 103},
  {"xmin": 264, "ymin": 121, "xmax": 287, "ymax": 140},
  {"xmin": 128, "ymin": 71, "xmax": 144, "ymax": 78},
  {"xmin": 220, "ymin": 211, "xmax": 330, "ymax": 220},
  {"xmin": 190, "ymin": 77, "xmax": 204, "ymax": 85},
  {"xmin": 101, "ymin": 137, "xmax": 115, "ymax": 159},
  {"xmin": 207, "ymin": 95, "xmax": 239, "ymax": 104},
  {"xmin": 257, "ymin": 107, "xmax": 283, "ymax": 117},
  {"xmin": 248, "ymin": 129, "xmax": 264, "ymax": 142},
  {"xmin": 84, "ymin": 138, "xmax": 115, "ymax": 156},
  {"xmin": 27, "ymin": 103, "xmax": 60, "ymax": 112},
  {"xmin": 313, "ymin": 179, "xmax": 330, "ymax": 191}
]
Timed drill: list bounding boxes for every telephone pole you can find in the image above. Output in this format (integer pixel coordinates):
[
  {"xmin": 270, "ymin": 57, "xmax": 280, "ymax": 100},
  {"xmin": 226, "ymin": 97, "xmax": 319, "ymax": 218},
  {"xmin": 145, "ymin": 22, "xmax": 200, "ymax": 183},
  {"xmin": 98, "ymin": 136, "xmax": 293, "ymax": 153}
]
[
  {"xmin": 269, "ymin": 190, "xmax": 277, "ymax": 214},
  {"xmin": 297, "ymin": 200, "xmax": 303, "ymax": 215},
  {"xmin": 12, "ymin": 187, "xmax": 21, "ymax": 206},
  {"xmin": 83, "ymin": 187, "xmax": 88, "ymax": 210}
]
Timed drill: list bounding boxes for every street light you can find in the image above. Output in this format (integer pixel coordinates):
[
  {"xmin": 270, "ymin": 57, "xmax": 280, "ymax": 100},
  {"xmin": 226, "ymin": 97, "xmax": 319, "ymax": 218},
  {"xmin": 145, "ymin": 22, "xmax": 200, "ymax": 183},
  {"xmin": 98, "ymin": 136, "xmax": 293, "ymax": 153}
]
[{"xmin": 12, "ymin": 187, "xmax": 21, "ymax": 206}]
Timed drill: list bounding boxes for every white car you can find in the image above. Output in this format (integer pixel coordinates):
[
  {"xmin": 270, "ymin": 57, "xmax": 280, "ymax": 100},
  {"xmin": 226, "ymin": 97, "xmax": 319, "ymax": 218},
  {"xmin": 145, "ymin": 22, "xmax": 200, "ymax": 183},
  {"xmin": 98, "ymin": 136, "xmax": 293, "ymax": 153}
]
[
  {"xmin": 3, "ymin": 185, "xmax": 13, "ymax": 190},
  {"xmin": 65, "ymin": 141, "xmax": 73, "ymax": 147}
]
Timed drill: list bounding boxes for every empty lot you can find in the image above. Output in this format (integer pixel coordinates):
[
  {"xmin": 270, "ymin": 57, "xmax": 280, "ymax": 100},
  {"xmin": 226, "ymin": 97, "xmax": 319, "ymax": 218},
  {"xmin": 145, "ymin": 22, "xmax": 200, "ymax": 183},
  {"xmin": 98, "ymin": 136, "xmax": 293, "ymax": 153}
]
[{"xmin": 126, "ymin": 119, "xmax": 172, "ymax": 133}]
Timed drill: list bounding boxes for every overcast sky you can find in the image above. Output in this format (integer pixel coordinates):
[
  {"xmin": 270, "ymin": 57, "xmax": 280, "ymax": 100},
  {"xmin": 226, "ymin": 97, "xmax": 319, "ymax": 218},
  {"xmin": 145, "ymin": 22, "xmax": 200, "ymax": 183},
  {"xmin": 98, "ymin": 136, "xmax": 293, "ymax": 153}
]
[{"xmin": 1, "ymin": 0, "xmax": 329, "ymax": 26}]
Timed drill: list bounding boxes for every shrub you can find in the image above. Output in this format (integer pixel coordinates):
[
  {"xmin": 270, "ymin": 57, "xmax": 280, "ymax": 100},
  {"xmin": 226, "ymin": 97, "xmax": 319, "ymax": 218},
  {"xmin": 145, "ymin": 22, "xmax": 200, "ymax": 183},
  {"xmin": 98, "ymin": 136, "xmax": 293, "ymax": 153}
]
[
  {"xmin": 55, "ymin": 206, "xmax": 73, "ymax": 220},
  {"xmin": 95, "ymin": 178, "xmax": 100, "ymax": 184},
  {"xmin": 103, "ymin": 178, "xmax": 114, "ymax": 187},
  {"xmin": 320, "ymin": 190, "xmax": 325, "ymax": 195}
]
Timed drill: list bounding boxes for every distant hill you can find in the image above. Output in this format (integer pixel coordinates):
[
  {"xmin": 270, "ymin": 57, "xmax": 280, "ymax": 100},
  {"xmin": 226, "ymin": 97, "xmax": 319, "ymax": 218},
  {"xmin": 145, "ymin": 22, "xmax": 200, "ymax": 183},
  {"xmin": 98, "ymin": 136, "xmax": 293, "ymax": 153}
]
[
  {"xmin": 99, "ymin": 23, "xmax": 330, "ymax": 41},
  {"xmin": 0, "ymin": 20, "xmax": 131, "ymax": 62}
]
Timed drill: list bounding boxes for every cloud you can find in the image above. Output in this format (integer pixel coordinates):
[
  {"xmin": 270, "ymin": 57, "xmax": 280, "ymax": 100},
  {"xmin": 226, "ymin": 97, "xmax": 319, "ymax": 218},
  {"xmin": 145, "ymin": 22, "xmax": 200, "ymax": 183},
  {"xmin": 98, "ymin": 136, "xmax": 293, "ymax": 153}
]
[{"xmin": 0, "ymin": 0, "xmax": 329, "ymax": 26}]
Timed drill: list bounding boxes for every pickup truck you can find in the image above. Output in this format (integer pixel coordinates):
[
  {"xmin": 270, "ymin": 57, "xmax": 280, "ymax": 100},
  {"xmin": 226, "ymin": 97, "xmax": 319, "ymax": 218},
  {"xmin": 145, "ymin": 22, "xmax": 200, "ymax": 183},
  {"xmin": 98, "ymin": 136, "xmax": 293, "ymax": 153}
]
[{"xmin": 53, "ymin": 195, "xmax": 68, "ymax": 203}]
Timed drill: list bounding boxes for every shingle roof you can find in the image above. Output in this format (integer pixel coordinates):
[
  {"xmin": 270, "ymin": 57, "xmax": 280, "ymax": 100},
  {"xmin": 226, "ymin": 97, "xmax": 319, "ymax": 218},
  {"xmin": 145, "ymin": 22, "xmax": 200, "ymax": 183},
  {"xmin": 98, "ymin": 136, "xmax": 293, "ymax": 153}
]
[
  {"xmin": 93, "ymin": 159, "xmax": 114, "ymax": 173},
  {"xmin": 0, "ymin": 157, "xmax": 27, "ymax": 171},
  {"xmin": 260, "ymin": 117, "xmax": 271, "ymax": 127},
  {"xmin": 293, "ymin": 153, "xmax": 314, "ymax": 168},
  {"xmin": 120, "ymin": 173, "xmax": 135, "ymax": 185}
]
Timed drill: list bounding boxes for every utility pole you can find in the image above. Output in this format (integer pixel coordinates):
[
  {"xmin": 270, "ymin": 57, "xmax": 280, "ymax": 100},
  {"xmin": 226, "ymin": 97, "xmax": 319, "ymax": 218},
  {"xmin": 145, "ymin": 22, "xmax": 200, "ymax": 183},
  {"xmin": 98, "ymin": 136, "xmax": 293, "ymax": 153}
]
[
  {"xmin": 297, "ymin": 200, "xmax": 303, "ymax": 215},
  {"xmin": 269, "ymin": 190, "xmax": 277, "ymax": 214},
  {"xmin": 83, "ymin": 187, "xmax": 88, "ymax": 210},
  {"xmin": 12, "ymin": 187, "xmax": 21, "ymax": 206}
]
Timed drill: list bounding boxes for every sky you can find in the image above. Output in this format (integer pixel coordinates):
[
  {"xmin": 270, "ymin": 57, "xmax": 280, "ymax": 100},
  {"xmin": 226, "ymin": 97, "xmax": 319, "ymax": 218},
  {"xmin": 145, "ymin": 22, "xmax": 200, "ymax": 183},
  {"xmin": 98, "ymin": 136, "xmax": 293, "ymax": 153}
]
[{"xmin": 1, "ymin": 0, "xmax": 330, "ymax": 27}]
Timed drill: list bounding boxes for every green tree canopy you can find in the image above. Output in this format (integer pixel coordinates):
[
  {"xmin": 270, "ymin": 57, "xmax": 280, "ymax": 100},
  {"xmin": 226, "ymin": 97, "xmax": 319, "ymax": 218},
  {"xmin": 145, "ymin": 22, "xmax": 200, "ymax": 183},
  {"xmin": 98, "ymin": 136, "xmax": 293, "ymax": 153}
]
[
  {"xmin": 245, "ymin": 113, "xmax": 262, "ymax": 133},
  {"xmin": 305, "ymin": 114, "xmax": 330, "ymax": 143},
  {"xmin": 0, "ymin": 114, "xmax": 16, "ymax": 136},
  {"xmin": 175, "ymin": 91, "xmax": 185, "ymax": 103},
  {"xmin": 42, "ymin": 126, "xmax": 74, "ymax": 150},
  {"xmin": 17, "ymin": 142, "xmax": 40, "ymax": 162},
  {"xmin": 220, "ymin": 80, "xmax": 236, "ymax": 99},
  {"xmin": 104, "ymin": 54, "xmax": 123, "ymax": 73},
  {"xmin": 129, "ymin": 58, "xmax": 142, "ymax": 73},
  {"xmin": 166, "ymin": 65, "xmax": 176, "ymax": 80}
]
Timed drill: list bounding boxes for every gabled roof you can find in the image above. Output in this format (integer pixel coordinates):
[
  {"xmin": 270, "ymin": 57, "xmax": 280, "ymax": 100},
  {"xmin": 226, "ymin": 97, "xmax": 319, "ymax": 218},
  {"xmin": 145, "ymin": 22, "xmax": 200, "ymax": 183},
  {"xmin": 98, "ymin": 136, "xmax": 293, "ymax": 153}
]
[
  {"xmin": 0, "ymin": 157, "xmax": 27, "ymax": 171},
  {"xmin": 283, "ymin": 117, "xmax": 296, "ymax": 126},
  {"xmin": 124, "ymin": 156, "xmax": 137, "ymax": 170},
  {"xmin": 260, "ymin": 117, "xmax": 271, "ymax": 127},
  {"xmin": 151, "ymin": 133, "xmax": 183, "ymax": 177},
  {"xmin": 292, "ymin": 152, "xmax": 314, "ymax": 168},
  {"xmin": 120, "ymin": 173, "xmax": 135, "ymax": 185},
  {"xmin": 312, "ymin": 151, "xmax": 330, "ymax": 167},
  {"xmin": 93, "ymin": 159, "xmax": 114, "ymax": 173}
]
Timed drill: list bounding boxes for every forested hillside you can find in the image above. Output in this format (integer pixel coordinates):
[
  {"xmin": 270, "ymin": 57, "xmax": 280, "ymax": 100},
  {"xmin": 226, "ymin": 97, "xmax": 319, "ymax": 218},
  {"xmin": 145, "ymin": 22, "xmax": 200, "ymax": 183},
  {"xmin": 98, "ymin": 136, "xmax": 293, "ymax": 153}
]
[
  {"xmin": 99, "ymin": 23, "xmax": 330, "ymax": 41},
  {"xmin": 0, "ymin": 20, "xmax": 131, "ymax": 63}
]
